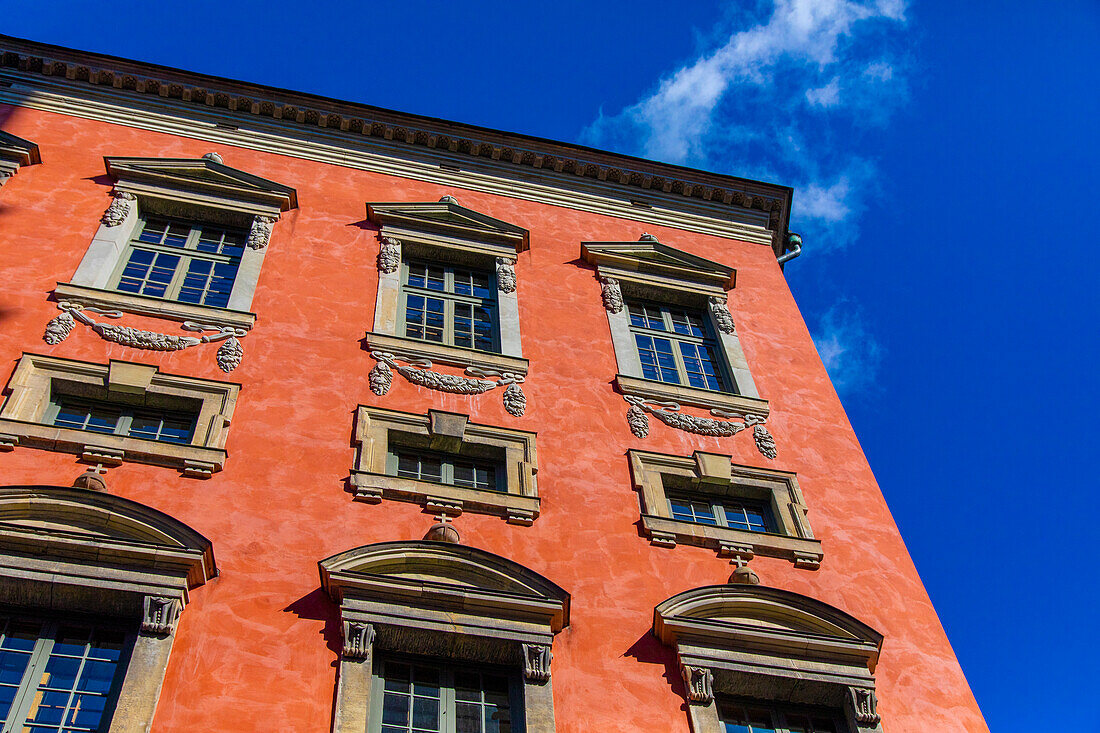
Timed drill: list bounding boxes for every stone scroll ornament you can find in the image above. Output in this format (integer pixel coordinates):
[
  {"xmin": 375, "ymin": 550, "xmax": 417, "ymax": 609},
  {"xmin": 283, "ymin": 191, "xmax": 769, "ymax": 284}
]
[
  {"xmin": 369, "ymin": 351, "xmax": 527, "ymax": 417},
  {"xmin": 623, "ymin": 395, "xmax": 777, "ymax": 459},
  {"xmin": 44, "ymin": 302, "xmax": 248, "ymax": 373}
]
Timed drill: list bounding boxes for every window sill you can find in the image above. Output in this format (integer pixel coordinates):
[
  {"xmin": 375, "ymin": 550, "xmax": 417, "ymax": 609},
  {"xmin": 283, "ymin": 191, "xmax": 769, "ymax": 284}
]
[
  {"xmin": 616, "ymin": 374, "xmax": 768, "ymax": 416},
  {"xmin": 350, "ymin": 471, "xmax": 540, "ymax": 525},
  {"xmin": 0, "ymin": 419, "xmax": 226, "ymax": 478},
  {"xmin": 54, "ymin": 283, "xmax": 257, "ymax": 331},
  {"xmin": 365, "ymin": 332, "xmax": 528, "ymax": 375},
  {"xmin": 641, "ymin": 514, "xmax": 822, "ymax": 568}
]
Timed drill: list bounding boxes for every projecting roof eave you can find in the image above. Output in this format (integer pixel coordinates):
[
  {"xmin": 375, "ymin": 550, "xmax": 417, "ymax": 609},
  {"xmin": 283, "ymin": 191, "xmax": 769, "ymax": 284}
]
[{"xmin": 0, "ymin": 34, "xmax": 795, "ymax": 256}]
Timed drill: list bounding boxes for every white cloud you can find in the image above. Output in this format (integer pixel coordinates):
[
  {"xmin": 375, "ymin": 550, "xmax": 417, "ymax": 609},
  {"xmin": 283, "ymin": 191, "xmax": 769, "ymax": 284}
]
[
  {"xmin": 580, "ymin": 0, "xmax": 910, "ymax": 252},
  {"xmin": 812, "ymin": 303, "xmax": 884, "ymax": 395}
]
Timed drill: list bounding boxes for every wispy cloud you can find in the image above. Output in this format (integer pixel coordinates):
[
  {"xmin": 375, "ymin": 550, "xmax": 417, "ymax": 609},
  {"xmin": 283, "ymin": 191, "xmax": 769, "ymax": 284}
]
[
  {"xmin": 581, "ymin": 0, "xmax": 911, "ymax": 251},
  {"xmin": 812, "ymin": 303, "xmax": 884, "ymax": 396}
]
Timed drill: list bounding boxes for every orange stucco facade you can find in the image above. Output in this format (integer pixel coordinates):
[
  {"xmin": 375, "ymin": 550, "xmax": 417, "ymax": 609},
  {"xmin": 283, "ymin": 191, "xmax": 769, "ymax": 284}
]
[{"xmin": 0, "ymin": 38, "xmax": 985, "ymax": 733}]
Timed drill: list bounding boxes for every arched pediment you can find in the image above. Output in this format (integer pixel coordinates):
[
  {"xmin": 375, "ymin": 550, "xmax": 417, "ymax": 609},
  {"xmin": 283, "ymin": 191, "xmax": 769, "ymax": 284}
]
[
  {"xmin": 0, "ymin": 485, "xmax": 215, "ymax": 588},
  {"xmin": 320, "ymin": 541, "xmax": 569, "ymax": 632},
  {"xmin": 655, "ymin": 584, "xmax": 881, "ymax": 668}
]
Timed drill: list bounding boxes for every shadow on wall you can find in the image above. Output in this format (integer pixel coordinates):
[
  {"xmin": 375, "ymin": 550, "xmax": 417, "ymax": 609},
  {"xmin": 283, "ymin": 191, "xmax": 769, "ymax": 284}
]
[
  {"xmin": 284, "ymin": 588, "xmax": 342, "ymax": 730},
  {"xmin": 623, "ymin": 630, "xmax": 690, "ymax": 713}
]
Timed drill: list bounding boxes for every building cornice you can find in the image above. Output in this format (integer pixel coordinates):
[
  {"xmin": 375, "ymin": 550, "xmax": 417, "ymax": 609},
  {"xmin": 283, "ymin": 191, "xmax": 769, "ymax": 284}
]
[{"xmin": 0, "ymin": 35, "xmax": 793, "ymax": 255}]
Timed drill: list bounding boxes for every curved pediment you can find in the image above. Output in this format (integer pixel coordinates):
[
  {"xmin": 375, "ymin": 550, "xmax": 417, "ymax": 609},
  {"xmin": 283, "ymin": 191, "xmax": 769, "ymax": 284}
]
[
  {"xmin": 655, "ymin": 584, "xmax": 881, "ymax": 664},
  {"xmin": 320, "ymin": 541, "xmax": 569, "ymax": 630},
  {"xmin": 0, "ymin": 485, "xmax": 215, "ymax": 586}
]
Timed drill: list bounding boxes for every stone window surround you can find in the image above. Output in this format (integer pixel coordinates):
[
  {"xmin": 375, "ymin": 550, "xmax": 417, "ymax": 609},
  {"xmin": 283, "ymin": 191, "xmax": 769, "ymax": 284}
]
[
  {"xmin": 629, "ymin": 449, "xmax": 822, "ymax": 569},
  {"xmin": 351, "ymin": 405, "xmax": 539, "ymax": 525},
  {"xmin": 367, "ymin": 199, "xmax": 530, "ymax": 376},
  {"xmin": 653, "ymin": 584, "xmax": 884, "ymax": 733},
  {"xmin": 0, "ymin": 129, "xmax": 41, "ymax": 184},
  {"xmin": 320, "ymin": 541, "xmax": 568, "ymax": 733},
  {"xmin": 55, "ymin": 156, "xmax": 296, "ymax": 332},
  {"xmin": 0, "ymin": 484, "xmax": 217, "ymax": 733},
  {"xmin": 0, "ymin": 353, "xmax": 239, "ymax": 478},
  {"xmin": 581, "ymin": 240, "xmax": 767, "ymax": 415}
]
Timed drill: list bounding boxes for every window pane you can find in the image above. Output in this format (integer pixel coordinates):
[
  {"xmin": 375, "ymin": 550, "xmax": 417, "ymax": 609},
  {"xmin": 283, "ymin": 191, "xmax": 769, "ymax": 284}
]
[{"xmin": 456, "ymin": 702, "xmax": 481, "ymax": 733}]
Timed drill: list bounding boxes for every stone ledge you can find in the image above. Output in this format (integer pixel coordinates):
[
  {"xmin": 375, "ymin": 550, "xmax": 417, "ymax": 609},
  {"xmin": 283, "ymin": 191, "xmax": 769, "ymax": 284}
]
[
  {"xmin": 616, "ymin": 374, "xmax": 769, "ymax": 416},
  {"xmin": 641, "ymin": 514, "xmax": 823, "ymax": 568},
  {"xmin": 0, "ymin": 418, "xmax": 227, "ymax": 478},
  {"xmin": 54, "ymin": 282, "xmax": 257, "ymax": 330},
  {"xmin": 350, "ymin": 471, "xmax": 540, "ymax": 524},
  {"xmin": 366, "ymin": 331, "xmax": 528, "ymax": 375}
]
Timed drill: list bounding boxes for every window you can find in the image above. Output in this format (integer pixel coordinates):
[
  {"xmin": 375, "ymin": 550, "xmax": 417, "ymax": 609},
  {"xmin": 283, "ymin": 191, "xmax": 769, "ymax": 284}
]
[
  {"xmin": 0, "ymin": 617, "xmax": 128, "ymax": 733},
  {"xmin": 628, "ymin": 301, "xmax": 728, "ymax": 392},
  {"xmin": 56, "ymin": 156, "xmax": 296, "ymax": 331},
  {"xmin": 630, "ymin": 450, "xmax": 822, "ymax": 568},
  {"xmin": 393, "ymin": 449, "xmax": 502, "ymax": 492},
  {"xmin": 49, "ymin": 395, "xmax": 197, "ymax": 445},
  {"xmin": 668, "ymin": 496, "xmax": 772, "ymax": 533},
  {"xmin": 112, "ymin": 217, "xmax": 246, "ymax": 308},
  {"xmin": 352, "ymin": 407, "xmax": 539, "ymax": 525},
  {"xmin": 0, "ymin": 355, "xmax": 239, "ymax": 478},
  {"xmin": 402, "ymin": 262, "xmax": 498, "ymax": 353},
  {"xmin": 373, "ymin": 658, "xmax": 519, "ymax": 733},
  {"xmin": 719, "ymin": 700, "xmax": 842, "ymax": 733}
]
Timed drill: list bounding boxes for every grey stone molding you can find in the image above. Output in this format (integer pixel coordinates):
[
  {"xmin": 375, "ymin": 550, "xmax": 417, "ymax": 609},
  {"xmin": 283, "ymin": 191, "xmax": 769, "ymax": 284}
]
[
  {"xmin": 0, "ymin": 353, "xmax": 239, "ymax": 478},
  {"xmin": 101, "ymin": 190, "xmax": 136, "ymax": 226},
  {"xmin": 341, "ymin": 619, "xmax": 376, "ymax": 661},
  {"xmin": 368, "ymin": 350, "xmax": 528, "ymax": 417},
  {"xmin": 0, "ymin": 129, "xmax": 40, "ymax": 183},
  {"xmin": 351, "ymin": 405, "xmax": 540, "ymax": 524},
  {"xmin": 53, "ymin": 282, "xmax": 257, "ymax": 331},
  {"xmin": 376, "ymin": 236, "xmax": 401, "ymax": 273},
  {"xmin": 653, "ymin": 584, "xmax": 884, "ymax": 733},
  {"xmin": 628, "ymin": 449, "xmax": 822, "ymax": 567},
  {"xmin": 0, "ymin": 484, "xmax": 215, "ymax": 733},
  {"xmin": 624, "ymin": 394, "xmax": 778, "ymax": 460},
  {"xmin": 320, "ymin": 541, "xmax": 568, "ymax": 733},
  {"xmin": 44, "ymin": 301, "xmax": 249, "ymax": 373}
]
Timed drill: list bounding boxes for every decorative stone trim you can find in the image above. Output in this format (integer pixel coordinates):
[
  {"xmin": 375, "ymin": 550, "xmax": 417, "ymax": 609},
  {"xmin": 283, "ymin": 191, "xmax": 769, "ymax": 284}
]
[
  {"xmin": 246, "ymin": 214, "xmax": 277, "ymax": 250},
  {"xmin": 681, "ymin": 665, "xmax": 714, "ymax": 705},
  {"xmin": 708, "ymin": 296, "xmax": 735, "ymax": 334},
  {"xmin": 628, "ymin": 449, "xmax": 822, "ymax": 568},
  {"xmin": 351, "ymin": 405, "xmax": 539, "ymax": 524},
  {"xmin": 100, "ymin": 190, "xmax": 135, "ymax": 226},
  {"xmin": 0, "ymin": 353, "xmax": 238, "ymax": 478},
  {"xmin": 0, "ymin": 130, "xmax": 41, "ymax": 183},
  {"xmin": 523, "ymin": 643, "xmax": 552, "ymax": 683},
  {"xmin": 369, "ymin": 351, "xmax": 527, "ymax": 417},
  {"xmin": 44, "ymin": 302, "xmax": 249, "ymax": 373},
  {"xmin": 600, "ymin": 276, "xmax": 624, "ymax": 313},
  {"xmin": 53, "ymin": 282, "xmax": 257, "ymax": 331},
  {"xmin": 849, "ymin": 687, "xmax": 880, "ymax": 726},
  {"xmin": 496, "ymin": 257, "xmax": 517, "ymax": 294},
  {"xmin": 377, "ymin": 236, "xmax": 401, "ymax": 273},
  {"xmin": 342, "ymin": 619, "xmax": 376, "ymax": 660},
  {"xmin": 624, "ymin": 395, "xmax": 777, "ymax": 459},
  {"xmin": 141, "ymin": 596, "xmax": 182, "ymax": 635}
]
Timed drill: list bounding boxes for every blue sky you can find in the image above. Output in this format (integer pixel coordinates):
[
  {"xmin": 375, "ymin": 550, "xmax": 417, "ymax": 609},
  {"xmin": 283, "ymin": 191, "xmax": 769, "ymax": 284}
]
[{"xmin": 4, "ymin": 2, "xmax": 1098, "ymax": 728}]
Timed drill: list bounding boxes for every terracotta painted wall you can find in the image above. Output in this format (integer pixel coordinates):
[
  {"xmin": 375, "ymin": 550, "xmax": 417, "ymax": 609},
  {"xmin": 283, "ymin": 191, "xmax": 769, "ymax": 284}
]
[{"xmin": 0, "ymin": 104, "xmax": 986, "ymax": 732}]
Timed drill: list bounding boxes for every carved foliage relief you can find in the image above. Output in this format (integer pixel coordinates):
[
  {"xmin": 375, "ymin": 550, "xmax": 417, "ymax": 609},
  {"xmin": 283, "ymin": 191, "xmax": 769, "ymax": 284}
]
[
  {"xmin": 369, "ymin": 351, "xmax": 527, "ymax": 417},
  {"xmin": 624, "ymin": 395, "xmax": 777, "ymax": 459}
]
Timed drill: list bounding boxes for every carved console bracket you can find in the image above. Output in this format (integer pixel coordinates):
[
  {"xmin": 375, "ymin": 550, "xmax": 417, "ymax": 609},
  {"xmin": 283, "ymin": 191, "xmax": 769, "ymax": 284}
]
[
  {"xmin": 368, "ymin": 351, "xmax": 527, "ymax": 417},
  {"xmin": 681, "ymin": 664, "xmax": 714, "ymax": 704},
  {"xmin": 246, "ymin": 214, "xmax": 278, "ymax": 250},
  {"xmin": 341, "ymin": 619, "xmax": 376, "ymax": 660},
  {"xmin": 100, "ymin": 191, "xmax": 136, "ymax": 227},
  {"xmin": 600, "ymin": 276, "xmax": 624, "ymax": 313},
  {"xmin": 44, "ymin": 302, "xmax": 248, "ymax": 373},
  {"xmin": 522, "ymin": 643, "xmax": 552, "ymax": 683},
  {"xmin": 141, "ymin": 596, "xmax": 182, "ymax": 636},
  {"xmin": 623, "ymin": 395, "xmax": 777, "ymax": 459}
]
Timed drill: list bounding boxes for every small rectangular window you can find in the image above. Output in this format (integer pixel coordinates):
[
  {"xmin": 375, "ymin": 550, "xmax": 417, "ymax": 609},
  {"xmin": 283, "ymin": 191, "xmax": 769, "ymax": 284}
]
[
  {"xmin": 402, "ymin": 261, "xmax": 498, "ymax": 353},
  {"xmin": 392, "ymin": 449, "xmax": 501, "ymax": 493},
  {"xmin": 627, "ymin": 301, "xmax": 729, "ymax": 392},
  {"xmin": 375, "ymin": 658, "xmax": 517, "ymax": 733},
  {"xmin": 114, "ymin": 216, "xmax": 245, "ymax": 308},
  {"xmin": 668, "ymin": 495, "xmax": 773, "ymax": 534},
  {"xmin": 0, "ymin": 616, "xmax": 129, "ymax": 732},
  {"xmin": 50, "ymin": 395, "xmax": 197, "ymax": 445}
]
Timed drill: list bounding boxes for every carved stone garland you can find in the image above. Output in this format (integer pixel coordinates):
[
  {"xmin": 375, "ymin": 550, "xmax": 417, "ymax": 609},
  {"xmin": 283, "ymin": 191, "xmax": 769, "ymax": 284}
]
[
  {"xmin": 600, "ymin": 276, "xmax": 624, "ymax": 313},
  {"xmin": 709, "ymin": 296, "xmax": 736, "ymax": 334},
  {"xmin": 369, "ymin": 351, "xmax": 527, "ymax": 417},
  {"xmin": 44, "ymin": 302, "xmax": 248, "ymax": 373},
  {"xmin": 623, "ymin": 395, "xmax": 777, "ymax": 459},
  {"xmin": 377, "ymin": 236, "xmax": 401, "ymax": 274}
]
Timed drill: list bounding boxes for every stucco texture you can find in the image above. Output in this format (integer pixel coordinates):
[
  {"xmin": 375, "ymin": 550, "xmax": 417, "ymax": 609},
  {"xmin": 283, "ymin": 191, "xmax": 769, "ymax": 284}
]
[{"xmin": 0, "ymin": 104, "xmax": 986, "ymax": 732}]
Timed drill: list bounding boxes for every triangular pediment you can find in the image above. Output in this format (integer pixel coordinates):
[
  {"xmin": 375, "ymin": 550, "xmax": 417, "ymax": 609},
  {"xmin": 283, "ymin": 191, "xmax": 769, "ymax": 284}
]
[
  {"xmin": 367, "ymin": 199, "xmax": 529, "ymax": 251},
  {"xmin": 105, "ymin": 156, "xmax": 297, "ymax": 210},
  {"xmin": 0, "ymin": 130, "xmax": 41, "ymax": 168},
  {"xmin": 582, "ymin": 240, "xmax": 735, "ymax": 288}
]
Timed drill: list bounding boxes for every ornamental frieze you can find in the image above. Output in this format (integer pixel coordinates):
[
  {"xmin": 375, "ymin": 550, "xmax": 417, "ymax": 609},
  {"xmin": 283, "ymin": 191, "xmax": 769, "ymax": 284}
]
[
  {"xmin": 624, "ymin": 395, "xmax": 777, "ymax": 459},
  {"xmin": 369, "ymin": 351, "xmax": 527, "ymax": 417}
]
